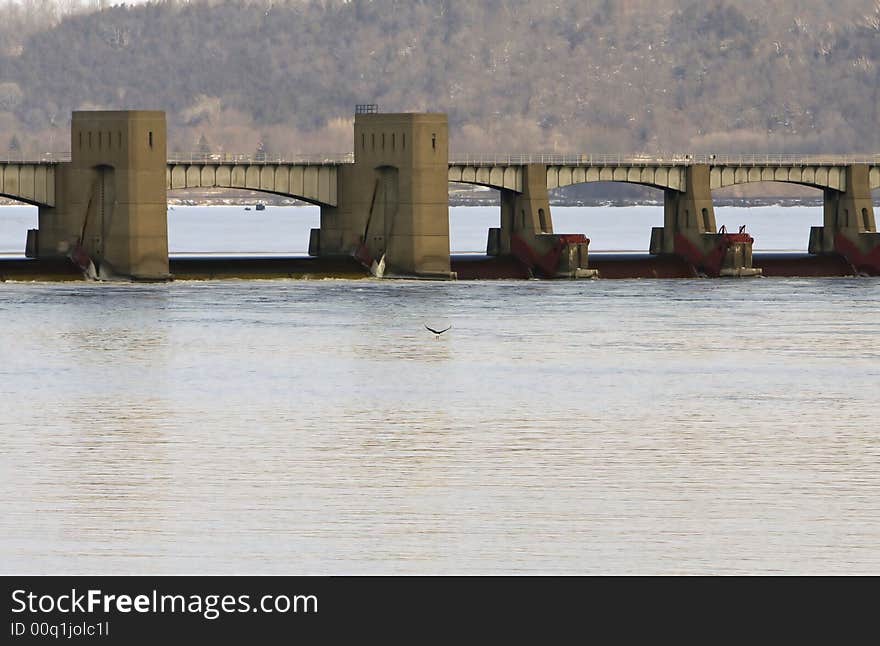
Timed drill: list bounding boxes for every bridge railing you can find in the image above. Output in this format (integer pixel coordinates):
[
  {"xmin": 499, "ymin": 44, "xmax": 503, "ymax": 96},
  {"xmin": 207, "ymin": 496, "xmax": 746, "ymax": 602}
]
[
  {"xmin": 449, "ymin": 153, "xmax": 880, "ymax": 166},
  {"xmin": 449, "ymin": 153, "xmax": 692, "ymax": 166},
  {"xmin": 694, "ymin": 153, "xmax": 880, "ymax": 165},
  {"xmin": 0, "ymin": 152, "xmax": 69, "ymax": 163},
  {"xmin": 167, "ymin": 152, "xmax": 354, "ymax": 165},
  {"xmin": 2, "ymin": 151, "xmax": 879, "ymax": 166}
]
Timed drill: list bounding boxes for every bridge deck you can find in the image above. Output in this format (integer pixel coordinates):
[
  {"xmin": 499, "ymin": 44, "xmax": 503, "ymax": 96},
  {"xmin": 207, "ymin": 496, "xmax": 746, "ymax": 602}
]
[
  {"xmin": 3, "ymin": 152, "xmax": 877, "ymax": 166},
  {"xmin": 448, "ymin": 153, "xmax": 880, "ymax": 167},
  {"xmin": 1, "ymin": 154, "xmax": 878, "ymax": 207},
  {"xmin": 447, "ymin": 155, "xmax": 880, "ymax": 193}
]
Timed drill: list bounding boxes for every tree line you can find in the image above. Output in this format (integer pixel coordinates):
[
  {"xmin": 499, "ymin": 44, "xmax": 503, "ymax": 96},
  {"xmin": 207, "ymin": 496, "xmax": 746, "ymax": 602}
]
[{"xmin": 1, "ymin": 0, "xmax": 878, "ymax": 175}]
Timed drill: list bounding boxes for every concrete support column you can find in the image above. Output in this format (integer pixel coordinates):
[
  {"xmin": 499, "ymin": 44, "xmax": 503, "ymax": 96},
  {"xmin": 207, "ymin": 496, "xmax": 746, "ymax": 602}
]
[
  {"xmin": 36, "ymin": 111, "xmax": 169, "ymax": 280},
  {"xmin": 318, "ymin": 112, "xmax": 452, "ymax": 278},
  {"xmin": 651, "ymin": 164, "xmax": 717, "ymax": 254},
  {"xmin": 809, "ymin": 164, "xmax": 880, "ymax": 274},
  {"xmin": 317, "ymin": 165, "xmax": 360, "ymax": 257},
  {"xmin": 651, "ymin": 164, "xmax": 760, "ymax": 277},
  {"xmin": 512, "ymin": 163, "xmax": 554, "ymax": 237},
  {"xmin": 492, "ymin": 163, "xmax": 554, "ymax": 256},
  {"xmin": 491, "ymin": 164, "xmax": 594, "ymax": 278}
]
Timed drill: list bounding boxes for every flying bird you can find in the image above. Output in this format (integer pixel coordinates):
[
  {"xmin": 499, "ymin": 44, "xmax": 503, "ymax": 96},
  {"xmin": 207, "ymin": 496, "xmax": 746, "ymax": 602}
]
[{"xmin": 425, "ymin": 324, "xmax": 452, "ymax": 338}]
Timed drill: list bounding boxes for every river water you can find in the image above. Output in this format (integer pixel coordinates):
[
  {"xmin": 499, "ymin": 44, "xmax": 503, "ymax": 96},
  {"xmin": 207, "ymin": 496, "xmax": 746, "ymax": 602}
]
[
  {"xmin": 2, "ymin": 205, "xmax": 879, "ymax": 574},
  {"xmin": 0, "ymin": 203, "xmax": 827, "ymax": 255}
]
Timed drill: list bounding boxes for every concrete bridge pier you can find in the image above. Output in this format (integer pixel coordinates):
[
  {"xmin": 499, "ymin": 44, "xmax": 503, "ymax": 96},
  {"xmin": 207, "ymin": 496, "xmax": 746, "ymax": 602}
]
[
  {"xmin": 650, "ymin": 164, "xmax": 760, "ymax": 277},
  {"xmin": 33, "ymin": 111, "xmax": 170, "ymax": 280},
  {"xmin": 809, "ymin": 165, "xmax": 880, "ymax": 275},
  {"xmin": 491, "ymin": 164, "xmax": 594, "ymax": 278},
  {"xmin": 316, "ymin": 111, "xmax": 453, "ymax": 278}
]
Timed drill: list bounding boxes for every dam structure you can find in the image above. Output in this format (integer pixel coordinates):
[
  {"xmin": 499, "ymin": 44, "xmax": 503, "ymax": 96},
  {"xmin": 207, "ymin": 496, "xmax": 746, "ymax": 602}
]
[{"xmin": 2, "ymin": 108, "xmax": 879, "ymax": 280}]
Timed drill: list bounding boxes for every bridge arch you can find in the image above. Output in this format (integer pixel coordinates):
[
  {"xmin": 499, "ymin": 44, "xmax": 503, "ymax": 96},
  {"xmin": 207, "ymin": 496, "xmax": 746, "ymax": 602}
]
[
  {"xmin": 0, "ymin": 193, "xmax": 51, "ymax": 209},
  {"xmin": 0, "ymin": 163, "xmax": 56, "ymax": 208},
  {"xmin": 447, "ymin": 164, "xmax": 521, "ymax": 192},
  {"xmin": 547, "ymin": 165, "xmax": 687, "ymax": 192},
  {"xmin": 447, "ymin": 163, "xmax": 689, "ymax": 193},
  {"xmin": 167, "ymin": 163, "xmax": 338, "ymax": 207},
  {"xmin": 709, "ymin": 165, "xmax": 846, "ymax": 192}
]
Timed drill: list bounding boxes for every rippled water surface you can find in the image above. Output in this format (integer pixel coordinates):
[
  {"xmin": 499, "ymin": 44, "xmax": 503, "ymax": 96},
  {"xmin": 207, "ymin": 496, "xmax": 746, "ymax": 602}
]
[{"xmin": 2, "ymin": 278, "xmax": 879, "ymax": 574}]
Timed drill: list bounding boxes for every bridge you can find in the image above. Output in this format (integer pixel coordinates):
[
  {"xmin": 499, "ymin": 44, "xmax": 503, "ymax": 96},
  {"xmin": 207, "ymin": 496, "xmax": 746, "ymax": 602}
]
[
  {"xmin": 163, "ymin": 153, "xmax": 880, "ymax": 198},
  {"xmin": 3, "ymin": 109, "xmax": 879, "ymax": 279},
  {"xmin": 449, "ymin": 153, "xmax": 880, "ymax": 193},
  {"xmin": 0, "ymin": 161, "xmax": 57, "ymax": 207},
  {"xmin": 166, "ymin": 154, "xmax": 341, "ymax": 207},
  {"xmin": 6, "ymin": 153, "xmax": 877, "ymax": 208}
]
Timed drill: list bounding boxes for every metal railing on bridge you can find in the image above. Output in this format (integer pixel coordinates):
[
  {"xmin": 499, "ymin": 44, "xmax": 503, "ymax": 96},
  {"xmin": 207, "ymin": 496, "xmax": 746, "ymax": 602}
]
[
  {"xmin": 1, "ymin": 152, "xmax": 355, "ymax": 164},
  {"xmin": 448, "ymin": 153, "xmax": 880, "ymax": 166},
  {"xmin": 0, "ymin": 152, "xmax": 69, "ymax": 163},
  {"xmin": 2, "ymin": 151, "xmax": 879, "ymax": 167},
  {"xmin": 167, "ymin": 152, "xmax": 354, "ymax": 165}
]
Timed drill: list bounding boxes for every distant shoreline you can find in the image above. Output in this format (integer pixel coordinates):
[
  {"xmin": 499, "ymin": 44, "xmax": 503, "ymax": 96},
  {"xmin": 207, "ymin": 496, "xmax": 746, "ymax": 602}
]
[
  {"xmin": 0, "ymin": 197, "xmax": 875, "ymax": 208},
  {"xmin": 157, "ymin": 197, "xmax": 877, "ymax": 208}
]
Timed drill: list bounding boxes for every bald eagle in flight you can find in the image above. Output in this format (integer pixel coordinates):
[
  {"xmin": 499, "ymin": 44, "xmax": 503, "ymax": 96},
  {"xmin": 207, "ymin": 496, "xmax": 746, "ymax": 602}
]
[{"xmin": 425, "ymin": 324, "xmax": 452, "ymax": 337}]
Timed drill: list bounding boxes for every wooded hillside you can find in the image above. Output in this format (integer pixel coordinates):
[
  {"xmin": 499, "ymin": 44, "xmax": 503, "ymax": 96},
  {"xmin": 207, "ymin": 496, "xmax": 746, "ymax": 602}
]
[{"xmin": 1, "ymin": 0, "xmax": 878, "ymax": 163}]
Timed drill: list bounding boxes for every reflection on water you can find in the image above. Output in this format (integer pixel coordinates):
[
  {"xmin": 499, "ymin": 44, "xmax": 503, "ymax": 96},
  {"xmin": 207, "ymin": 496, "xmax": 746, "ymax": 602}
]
[{"xmin": 2, "ymin": 278, "xmax": 880, "ymax": 574}]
